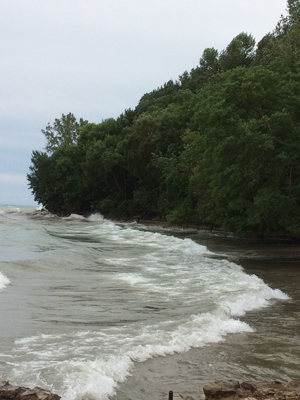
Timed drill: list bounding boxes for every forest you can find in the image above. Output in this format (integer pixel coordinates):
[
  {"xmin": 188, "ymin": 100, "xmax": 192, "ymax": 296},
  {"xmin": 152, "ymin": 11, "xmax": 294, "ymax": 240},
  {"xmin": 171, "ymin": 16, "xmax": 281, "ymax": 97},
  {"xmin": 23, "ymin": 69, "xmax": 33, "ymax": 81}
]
[{"xmin": 28, "ymin": 0, "xmax": 300, "ymax": 237}]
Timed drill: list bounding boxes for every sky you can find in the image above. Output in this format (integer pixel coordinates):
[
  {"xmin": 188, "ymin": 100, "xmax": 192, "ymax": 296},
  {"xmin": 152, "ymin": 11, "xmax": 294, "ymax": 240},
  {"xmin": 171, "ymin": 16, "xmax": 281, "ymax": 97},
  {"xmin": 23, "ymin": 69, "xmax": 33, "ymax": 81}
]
[{"xmin": 0, "ymin": 0, "xmax": 287, "ymax": 206}]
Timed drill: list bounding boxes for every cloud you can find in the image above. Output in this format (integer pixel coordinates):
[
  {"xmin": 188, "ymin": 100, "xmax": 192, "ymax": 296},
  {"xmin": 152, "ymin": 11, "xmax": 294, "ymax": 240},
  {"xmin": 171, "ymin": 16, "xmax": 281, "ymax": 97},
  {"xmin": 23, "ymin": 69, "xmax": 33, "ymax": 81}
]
[
  {"xmin": 0, "ymin": 173, "xmax": 34, "ymax": 206},
  {"xmin": 0, "ymin": 0, "xmax": 286, "ymax": 123},
  {"xmin": 0, "ymin": 0, "xmax": 287, "ymax": 205},
  {"xmin": 0, "ymin": 173, "xmax": 27, "ymax": 184}
]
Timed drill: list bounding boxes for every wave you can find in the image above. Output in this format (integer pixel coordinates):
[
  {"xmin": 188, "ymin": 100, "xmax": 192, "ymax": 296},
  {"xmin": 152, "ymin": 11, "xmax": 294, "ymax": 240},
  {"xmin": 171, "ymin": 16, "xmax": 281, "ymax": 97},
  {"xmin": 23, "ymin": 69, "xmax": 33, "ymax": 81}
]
[
  {"xmin": 0, "ymin": 271, "xmax": 10, "ymax": 289},
  {"xmin": 9, "ymin": 263, "xmax": 288, "ymax": 400},
  {"xmin": 2, "ymin": 215, "xmax": 290, "ymax": 400},
  {"xmin": 10, "ymin": 311, "xmax": 255, "ymax": 400}
]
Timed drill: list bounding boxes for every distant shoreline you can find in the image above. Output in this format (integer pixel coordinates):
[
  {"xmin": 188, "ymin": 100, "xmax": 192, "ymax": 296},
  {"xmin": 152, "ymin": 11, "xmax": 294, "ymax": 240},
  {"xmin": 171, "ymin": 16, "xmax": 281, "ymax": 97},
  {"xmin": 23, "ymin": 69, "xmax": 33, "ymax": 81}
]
[
  {"xmin": 117, "ymin": 217, "xmax": 300, "ymax": 247},
  {"xmin": 32, "ymin": 207, "xmax": 300, "ymax": 247}
]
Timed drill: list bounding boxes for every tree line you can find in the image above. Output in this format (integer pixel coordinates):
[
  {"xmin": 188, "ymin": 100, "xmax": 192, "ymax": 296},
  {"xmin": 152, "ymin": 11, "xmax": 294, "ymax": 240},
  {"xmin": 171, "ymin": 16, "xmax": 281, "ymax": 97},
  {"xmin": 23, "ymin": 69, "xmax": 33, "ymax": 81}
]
[{"xmin": 28, "ymin": 0, "xmax": 300, "ymax": 236}]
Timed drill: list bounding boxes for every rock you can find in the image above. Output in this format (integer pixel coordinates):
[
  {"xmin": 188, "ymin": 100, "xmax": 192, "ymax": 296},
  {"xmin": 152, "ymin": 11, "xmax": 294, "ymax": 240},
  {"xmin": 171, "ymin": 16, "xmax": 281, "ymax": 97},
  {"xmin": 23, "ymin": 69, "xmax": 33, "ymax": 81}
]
[
  {"xmin": 0, "ymin": 381, "xmax": 60, "ymax": 400},
  {"xmin": 185, "ymin": 396, "xmax": 195, "ymax": 400},
  {"xmin": 202, "ymin": 380, "xmax": 300, "ymax": 400},
  {"xmin": 203, "ymin": 380, "xmax": 240, "ymax": 398},
  {"xmin": 0, "ymin": 384, "xmax": 9, "ymax": 389},
  {"xmin": 19, "ymin": 390, "xmax": 39, "ymax": 400}
]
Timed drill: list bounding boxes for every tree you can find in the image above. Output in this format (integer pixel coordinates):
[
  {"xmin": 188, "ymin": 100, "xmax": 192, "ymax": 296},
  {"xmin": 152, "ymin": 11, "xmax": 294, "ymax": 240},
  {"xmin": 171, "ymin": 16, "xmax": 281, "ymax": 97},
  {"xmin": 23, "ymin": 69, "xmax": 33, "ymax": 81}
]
[
  {"xmin": 26, "ymin": 1, "xmax": 300, "ymax": 234},
  {"xmin": 219, "ymin": 32, "xmax": 255, "ymax": 70},
  {"xmin": 42, "ymin": 113, "xmax": 88, "ymax": 153},
  {"xmin": 27, "ymin": 151, "xmax": 55, "ymax": 207},
  {"xmin": 199, "ymin": 47, "xmax": 220, "ymax": 74},
  {"xmin": 273, "ymin": 0, "xmax": 300, "ymax": 37},
  {"xmin": 181, "ymin": 63, "xmax": 300, "ymax": 235},
  {"xmin": 27, "ymin": 145, "xmax": 89, "ymax": 214}
]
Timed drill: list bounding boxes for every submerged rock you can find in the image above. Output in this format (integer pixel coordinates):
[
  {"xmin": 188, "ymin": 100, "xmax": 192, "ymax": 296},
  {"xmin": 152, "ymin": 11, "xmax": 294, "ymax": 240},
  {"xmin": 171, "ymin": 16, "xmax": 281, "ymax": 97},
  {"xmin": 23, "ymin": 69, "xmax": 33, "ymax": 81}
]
[
  {"xmin": 203, "ymin": 380, "xmax": 300, "ymax": 400},
  {"xmin": 0, "ymin": 381, "xmax": 60, "ymax": 400}
]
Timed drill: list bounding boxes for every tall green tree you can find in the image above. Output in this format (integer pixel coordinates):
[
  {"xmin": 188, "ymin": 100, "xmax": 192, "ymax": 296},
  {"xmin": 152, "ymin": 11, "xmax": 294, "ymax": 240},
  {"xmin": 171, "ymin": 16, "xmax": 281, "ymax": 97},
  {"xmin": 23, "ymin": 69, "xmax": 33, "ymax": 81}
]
[
  {"xmin": 27, "ymin": 145, "xmax": 89, "ymax": 214},
  {"xmin": 42, "ymin": 113, "xmax": 88, "ymax": 153},
  {"xmin": 219, "ymin": 32, "xmax": 256, "ymax": 70},
  {"xmin": 182, "ymin": 63, "xmax": 300, "ymax": 235}
]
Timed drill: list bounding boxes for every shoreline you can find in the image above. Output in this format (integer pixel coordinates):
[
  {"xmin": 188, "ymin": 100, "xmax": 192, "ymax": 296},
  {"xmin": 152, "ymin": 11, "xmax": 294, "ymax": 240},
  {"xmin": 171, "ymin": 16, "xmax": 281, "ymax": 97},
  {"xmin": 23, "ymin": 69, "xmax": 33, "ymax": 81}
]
[
  {"xmin": 2, "ymin": 379, "xmax": 300, "ymax": 400},
  {"xmin": 121, "ymin": 217, "xmax": 300, "ymax": 250},
  {"xmin": 35, "ymin": 208, "xmax": 300, "ymax": 246}
]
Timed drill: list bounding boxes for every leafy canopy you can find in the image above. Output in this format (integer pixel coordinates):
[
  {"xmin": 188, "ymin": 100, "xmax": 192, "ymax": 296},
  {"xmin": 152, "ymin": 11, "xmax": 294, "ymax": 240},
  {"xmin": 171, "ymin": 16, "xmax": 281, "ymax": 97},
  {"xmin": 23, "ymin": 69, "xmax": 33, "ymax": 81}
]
[
  {"xmin": 42, "ymin": 112, "xmax": 88, "ymax": 153},
  {"xmin": 28, "ymin": 1, "xmax": 300, "ymax": 236}
]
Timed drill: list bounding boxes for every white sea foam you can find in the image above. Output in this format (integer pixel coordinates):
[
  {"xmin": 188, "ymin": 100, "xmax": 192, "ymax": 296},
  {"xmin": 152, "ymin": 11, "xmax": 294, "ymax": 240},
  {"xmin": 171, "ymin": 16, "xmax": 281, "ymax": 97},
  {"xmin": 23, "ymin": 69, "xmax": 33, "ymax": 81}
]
[
  {"xmin": 90, "ymin": 221, "xmax": 211, "ymax": 257},
  {"xmin": 2, "ymin": 217, "xmax": 290, "ymax": 400},
  {"xmin": 61, "ymin": 213, "xmax": 104, "ymax": 223},
  {"xmin": 11, "ymin": 310, "xmax": 254, "ymax": 400},
  {"xmin": 7, "ymin": 206, "xmax": 21, "ymax": 212},
  {"xmin": 87, "ymin": 213, "xmax": 104, "ymax": 222},
  {"xmin": 0, "ymin": 271, "xmax": 10, "ymax": 289},
  {"xmin": 117, "ymin": 273, "xmax": 151, "ymax": 286},
  {"xmin": 62, "ymin": 214, "xmax": 85, "ymax": 220},
  {"xmin": 15, "ymin": 333, "xmax": 66, "ymax": 345},
  {"xmin": 10, "ymin": 268, "xmax": 285, "ymax": 400}
]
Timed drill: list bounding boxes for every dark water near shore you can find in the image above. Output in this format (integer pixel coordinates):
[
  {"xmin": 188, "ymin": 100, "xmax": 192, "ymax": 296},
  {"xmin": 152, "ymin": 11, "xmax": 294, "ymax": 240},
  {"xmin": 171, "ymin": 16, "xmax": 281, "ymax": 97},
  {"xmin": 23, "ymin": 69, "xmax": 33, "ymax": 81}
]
[
  {"xmin": 0, "ymin": 206, "xmax": 299, "ymax": 400},
  {"xmin": 114, "ymin": 233, "xmax": 300, "ymax": 400}
]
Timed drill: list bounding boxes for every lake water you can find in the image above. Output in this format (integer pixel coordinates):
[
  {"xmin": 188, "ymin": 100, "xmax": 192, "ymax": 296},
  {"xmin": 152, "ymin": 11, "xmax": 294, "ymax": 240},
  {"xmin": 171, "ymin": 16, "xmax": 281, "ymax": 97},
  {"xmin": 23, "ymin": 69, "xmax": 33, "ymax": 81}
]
[{"xmin": 0, "ymin": 205, "xmax": 298, "ymax": 400}]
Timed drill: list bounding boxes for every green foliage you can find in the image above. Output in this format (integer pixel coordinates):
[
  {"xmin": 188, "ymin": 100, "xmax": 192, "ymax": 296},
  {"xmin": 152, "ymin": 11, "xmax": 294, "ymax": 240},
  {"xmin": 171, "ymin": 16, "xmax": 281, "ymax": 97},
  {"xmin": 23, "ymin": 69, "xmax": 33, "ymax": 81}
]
[
  {"xmin": 219, "ymin": 32, "xmax": 256, "ymax": 70},
  {"xmin": 27, "ymin": 145, "xmax": 89, "ymax": 214},
  {"xmin": 27, "ymin": 1, "xmax": 300, "ymax": 236},
  {"xmin": 42, "ymin": 113, "xmax": 88, "ymax": 153},
  {"xmin": 135, "ymin": 80, "xmax": 181, "ymax": 114},
  {"xmin": 184, "ymin": 58, "xmax": 300, "ymax": 235},
  {"xmin": 199, "ymin": 47, "xmax": 220, "ymax": 76}
]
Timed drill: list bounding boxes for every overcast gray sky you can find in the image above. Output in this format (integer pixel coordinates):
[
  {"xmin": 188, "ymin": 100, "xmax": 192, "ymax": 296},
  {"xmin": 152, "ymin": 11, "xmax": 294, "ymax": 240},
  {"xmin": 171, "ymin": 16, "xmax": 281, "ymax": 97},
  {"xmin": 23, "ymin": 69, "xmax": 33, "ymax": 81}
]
[{"xmin": 0, "ymin": 0, "xmax": 287, "ymax": 206}]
